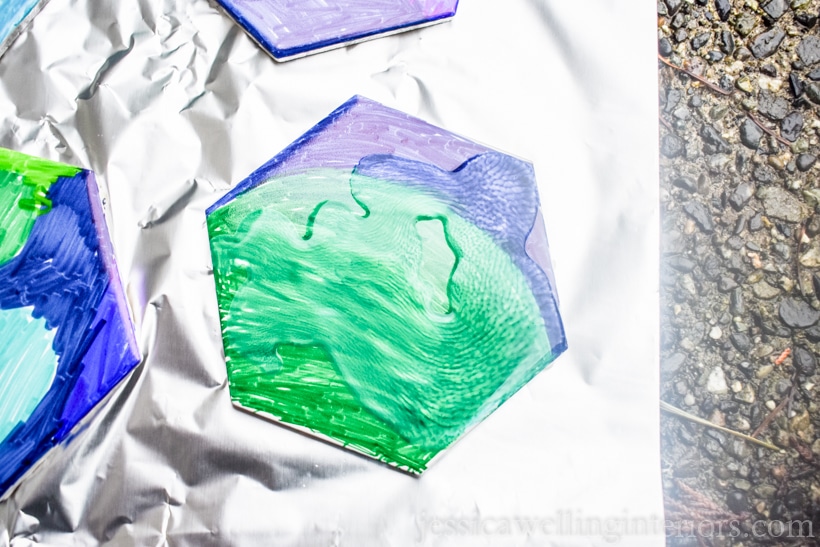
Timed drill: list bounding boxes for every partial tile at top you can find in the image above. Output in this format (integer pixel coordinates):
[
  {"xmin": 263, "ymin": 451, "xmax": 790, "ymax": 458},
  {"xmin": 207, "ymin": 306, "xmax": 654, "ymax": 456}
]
[
  {"xmin": 215, "ymin": 0, "xmax": 459, "ymax": 61},
  {"xmin": 0, "ymin": 0, "xmax": 49, "ymax": 57}
]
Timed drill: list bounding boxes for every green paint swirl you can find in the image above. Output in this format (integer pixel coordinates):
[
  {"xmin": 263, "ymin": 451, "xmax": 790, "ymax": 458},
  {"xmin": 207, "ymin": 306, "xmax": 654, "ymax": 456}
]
[
  {"xmin": 208, "ymin": 169, "xmax": 552, "ymax": 472},
  {"xmin": 0, "ymin": 148, "xmax": 80, "ymax": 265}
]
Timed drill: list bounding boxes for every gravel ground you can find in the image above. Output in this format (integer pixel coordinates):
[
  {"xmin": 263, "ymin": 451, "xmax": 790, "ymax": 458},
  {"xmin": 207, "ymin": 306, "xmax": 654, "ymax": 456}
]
[{"xmin": 658, "ymin": 0, "xmax": 820, "ymax": 545}]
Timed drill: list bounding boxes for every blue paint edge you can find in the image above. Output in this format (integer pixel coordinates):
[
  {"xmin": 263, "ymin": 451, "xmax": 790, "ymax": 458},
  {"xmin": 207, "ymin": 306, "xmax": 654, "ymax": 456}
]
[
  {"xmin": 0, "ymin": 169, "xmax": 140, "ymax": 496},
  {"xmin": 206, "ymin": 95, "xmax": 363, "ymax": 214}
]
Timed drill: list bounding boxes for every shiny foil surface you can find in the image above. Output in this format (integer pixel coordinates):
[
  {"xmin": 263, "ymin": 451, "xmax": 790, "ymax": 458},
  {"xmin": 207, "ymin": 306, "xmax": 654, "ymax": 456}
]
[{"xmin": 0, "ymin": 1, "xmax": 663, "ymax": 545}]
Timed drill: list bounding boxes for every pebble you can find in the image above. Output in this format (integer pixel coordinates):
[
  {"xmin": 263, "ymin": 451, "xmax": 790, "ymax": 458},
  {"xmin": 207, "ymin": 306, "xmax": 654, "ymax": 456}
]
[
  {"xmin": 668, "ymin": 255, "xmax": 696, "ymax": 272},
  {"xmin": 762, "ymin": 0, "xmax": 787, "ymax": 20},
  {"xmin": 789, "ymin": 72, "xmax": 804, "ymax": 97},
  {"xmin": 719, "ymin": 30, "xmax": 735, "ymax": 55},
  {"xmin": 795, "ymin": 11, "xmax": 818, "ymax": 28},
  {"xmin": 661, "ymin": 134, "xmax": 686, "ymax": 157},
  {"xmin": 664, "ymin": 89, "xmax": 682, "ymax": 112},
  {"xmin": 735, "ymin": 384, "xmax": 756, "ymax": 403},
  {"xmin": 683, "ymin": 201, "xmax": 715, "ymax": 232},
  {"xmin": 659, "ymin": 37, "xmax": 673, "ymax": 57},
  {"xmin": 730, "ymin": 182, "xmax": 755, "ymax": 209},
  {"xmin": 756, "ymin": 186, "xmax": 807, "ymax": 222},
  {"xmin": 797, "ymin": 35, "xmax": 820, "ymax": 65},
  {"xmin": 727, "ymin": 438, "xmax": 750, "ymax": 459},
  {"xmin": 739, "ymin": 119, "xmax": 764, "ymax": 148},
  {"xmin": 781, "ymin": 111, "xmax": 804, "ymax": 141},
  {"xmin": 766, "ymin": 400, "xmax": 777, "ymax": 410},
  {"xmin": 699, "ymin": 124, "xmax": 731, "ymax": 153},
  {"xmin": 753, "ymin": 164, "xmax": 777, "ymax": 183},
  {"xmin": 758, "ymin": 90, "xmax": 790, "ymax": 120},
  {"xmin": 753, "ymin": 281, "xmax": 781, "ymax": 300},
  {"xmin": 663, "ymin": 352, "xmax": 686, "ymax": 375},
  {"xmin": 731, "ymin": 288, "xmax": 745, "ymax": 314},
  {"xmin": 709, "ymin": 325, "xmax": 723, "ymax": 339},
  {"xmin": 779, "ymin": 296, "xmax": 820, "ymax": 327},
  {"xmin": 730, "ymin": 332, "xmax": 752, "ymax": 352},
  {"xmin": 793, "ymin": 345, "xmax": 817, "ymax": 375},
  {"xmin": 736, "ymin": 75, "xmax": 754, "ymax": 93},
  {"xmin": 665, "ymin": 0, "xmax": 683, "ymax": 15},
  {"xmin": 800, "ymin": 241, "xmax": 820, "ymax": 267},
  {"xmin": 796, "ymin": 153, "xmax": 816, "ymax": 171},
  {"xmin": 715, "ymin": 0, "xmax": 732, "ymax": 21},
  {"xmin": 806, "ymin": 82, "xmax": 820, "ymax": 104},
  {"xmin": 735, "ymin": 13, "xmax": 758, "ymax": 36},
  {"xmin": 757, "ymin": 364, "xmax": 774, "ymax": 378},
  {"xmin": 672, "ymin": 176, "xmax": 697, "ymax": 193},
  {"xmin": 751, "ymin": 28, "xmax": 786, "ymax": 58},
  {"xmin": 707, "ymin": 366, "xmax": 729, "ymax": 393},
  {"xmin": 684, "ymin": 392, "xmax": 695, "ymax": 406},
  {"xmin": 706, "ymin": 50, "xmax": 725, "ymax": 63},
  {"xmin": 691, "ymin": 31, "xmax": 711, "ymax": 50},
  {"xmin": 718, "ymin": 276, "xmax": 739, "ymax": 292}
]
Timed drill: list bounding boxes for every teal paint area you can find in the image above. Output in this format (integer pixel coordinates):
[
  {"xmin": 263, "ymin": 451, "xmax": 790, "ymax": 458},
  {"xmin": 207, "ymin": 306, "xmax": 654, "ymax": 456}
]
[
  {"xmin": 209, "ymin": 165, "xmax": 558, "ymax": 472},
  {"xmin": 0, "ymin": 305, "xmax": 57, "ymax": 443},
  {"xmin": 0, "ymin": 147, "xmax": 140, "ymax": 495},
  {"xmin": 0, "ymin": 0, "xmax": 41, "ymax": 49}
]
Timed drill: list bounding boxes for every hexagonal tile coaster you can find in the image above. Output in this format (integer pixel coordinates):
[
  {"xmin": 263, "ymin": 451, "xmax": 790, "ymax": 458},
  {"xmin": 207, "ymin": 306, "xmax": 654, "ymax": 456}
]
[
  {"xmin": 206, "ymin": 96, "xmax": 567, "ymax": 474},
  {"xmin": 0, "ymin": 148, "xmax": 140, "ymax": 496},
  {"xmin": 214, "ymin": 0, "xmax": 458, "ymax": 61}
]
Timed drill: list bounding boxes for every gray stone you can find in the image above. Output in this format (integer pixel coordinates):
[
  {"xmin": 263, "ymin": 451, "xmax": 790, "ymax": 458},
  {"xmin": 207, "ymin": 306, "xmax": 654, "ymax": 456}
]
[
  {"xmin": 740, "ymin": 119, "xmax": 764, "ymax": 148},
  {"xmin": 730, "ymin": 332, "xmax": 752, "ymax": 352},
  {"xmin": 806, "ymin": 82, "xmax": 820, "ymax": 104},
  {"xmin": 758, "ymin": 91, "xmax": 790, "ymax": 120},
  {"xmin": 797, "ymin": 35, "xmax": 820, "ymax": 65},
  {"xmin": 663, "ymin": 353, "xmax": 686, "ymax": 375},
  {"xmin": 796, "ymin": 153, "xmax": 816, "ymax": 171},
  {"xmin": 793, "ymin": 345, "xmax": 817, "ymax": 375},
  {"xmin": 763, "ymin": 0, "xmax": 787, "ymax": 20},
  {"xmin": 699, "ymin": 124, "xmax": 731, "ymax": 154},
  {"xmin": 673, "ymin": 176, "xmax": 698, "ymax": 193},
  {"xmin": 719, "ymin": 276, "xmax": 739, "ymax": 291},
  {"xmin": 781, "ymin": 111, "xmax": 804, "ymax": 142},
  {"xmin": 720, "ymin": 30, "xmax": 735, "ymax": 54},
  {"xmin": 795, "ymin": 11, "xmax": 817, "ymax": 28},
  {"xmin": 730, "ymin": 182, "xmax": 755, "ymax": 209},
  {"xmin": 757, "ymin": 186, "xmax": 808, "ymax": 223},
  {"xmin": 779, "ymin": 297, "xmax": 820, "ymax": 328},
  {"xmin": 659, "ymin": 37, "xmax": 673, "ymax": 57},
  {"xmin": 752, "ymin": 281, "xmax": 781, "ymax": 299},
  {"xmin": 715, "ymin": 0, "xmax": 731, "ymax": 21},
  {"xmin": 665, "ymin": 0, "xmax": 683, "ymax": 15},
  {"xmin": 661, "ymin": 134, "xmax": 685, "ymax": 157},
  {"xmin": 683, "ymin": 201, "xmax": 715, "ymax": 232},
  {"xmin": 691, "ymin": 32, "xmax": 711, "ymax": 50},
  {"xmin": 750, "ymin": 28, "xmax": 786, "ymax": 58}
]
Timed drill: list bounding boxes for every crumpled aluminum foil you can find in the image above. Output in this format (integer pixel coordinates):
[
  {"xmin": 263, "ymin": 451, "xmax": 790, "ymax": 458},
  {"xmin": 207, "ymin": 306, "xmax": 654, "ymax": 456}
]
[{"xmin": 0, "ymin": 0, "xmax": 663, "ymax": 545}]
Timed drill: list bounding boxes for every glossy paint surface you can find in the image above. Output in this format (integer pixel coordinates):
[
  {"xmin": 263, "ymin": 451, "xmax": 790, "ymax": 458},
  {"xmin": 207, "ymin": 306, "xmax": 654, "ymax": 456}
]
[
  {"xmin": 207, "ymin": 98, "xmax": 566, "ymax": 473},
  {"xmin": 0, "ymin": 149, "xmax": 140, "ymax": 494}
]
